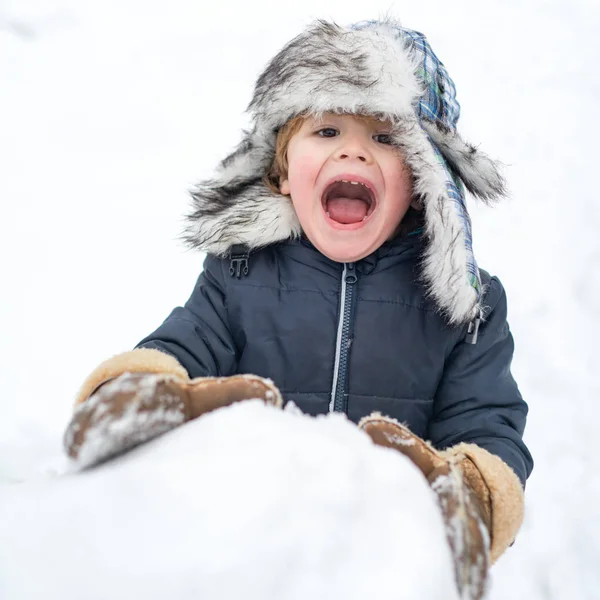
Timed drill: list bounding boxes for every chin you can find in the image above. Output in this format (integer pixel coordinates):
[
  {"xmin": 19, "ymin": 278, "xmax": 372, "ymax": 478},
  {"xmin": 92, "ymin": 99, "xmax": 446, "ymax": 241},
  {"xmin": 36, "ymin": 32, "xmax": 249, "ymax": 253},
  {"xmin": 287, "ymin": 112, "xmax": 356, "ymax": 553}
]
[
  {"xmin": 314, "ymin": 238, "xmax": 376, "ymax": 264},
  {"xmin": 305, "ymin": 214, "xmax": 390, "ymax": 263}
]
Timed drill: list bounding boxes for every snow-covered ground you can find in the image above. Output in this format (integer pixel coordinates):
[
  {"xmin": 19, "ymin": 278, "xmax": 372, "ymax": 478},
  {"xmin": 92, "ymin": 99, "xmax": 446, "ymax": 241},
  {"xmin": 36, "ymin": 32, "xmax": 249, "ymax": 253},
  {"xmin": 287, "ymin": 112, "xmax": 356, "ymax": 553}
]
[
  {"xmin": 0, "ymin": 401, "xmax": 459, "ymax": 600},
  {"xmin": 1, "ymin": 0, "xmax": 599, "ymax": 598}
]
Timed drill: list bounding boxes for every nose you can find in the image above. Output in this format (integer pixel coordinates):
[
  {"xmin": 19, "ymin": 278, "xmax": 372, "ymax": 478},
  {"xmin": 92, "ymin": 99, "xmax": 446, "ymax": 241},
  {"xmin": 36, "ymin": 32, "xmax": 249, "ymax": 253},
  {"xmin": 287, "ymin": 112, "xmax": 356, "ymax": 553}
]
[{"xmin": 334, "ymin": 136, "xmax": 374, "ymax": 164}]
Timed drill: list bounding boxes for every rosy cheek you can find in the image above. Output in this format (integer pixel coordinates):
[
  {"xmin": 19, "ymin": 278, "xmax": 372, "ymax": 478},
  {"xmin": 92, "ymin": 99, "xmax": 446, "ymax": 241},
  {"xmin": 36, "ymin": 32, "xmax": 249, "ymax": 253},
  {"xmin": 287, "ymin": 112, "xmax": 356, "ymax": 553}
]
[{"xmin": 290, "ymin": 154, "xmax": 318, "ymax": 185}]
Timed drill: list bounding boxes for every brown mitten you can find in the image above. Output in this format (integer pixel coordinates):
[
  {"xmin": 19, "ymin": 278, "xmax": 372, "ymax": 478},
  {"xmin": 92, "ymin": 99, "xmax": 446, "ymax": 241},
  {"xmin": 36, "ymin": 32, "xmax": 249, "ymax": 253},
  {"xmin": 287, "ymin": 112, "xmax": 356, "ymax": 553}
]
[
  {"xmin": 64, "ymin": 372, "xmax": 282, "ymax": 468},
  {"xmin": 358, "ymin": 413, "xmax": 490, "ymax": 600}
]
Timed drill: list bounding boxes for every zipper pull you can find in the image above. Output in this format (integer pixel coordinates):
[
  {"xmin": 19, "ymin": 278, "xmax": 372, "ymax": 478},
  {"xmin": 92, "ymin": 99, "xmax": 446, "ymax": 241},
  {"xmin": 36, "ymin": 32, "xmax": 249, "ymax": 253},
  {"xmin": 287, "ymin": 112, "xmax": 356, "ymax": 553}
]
[
  {"xmin": 345, "ymin": 262, "xmax": 357, "ymax": 284},
  {"xmin": 465, "ymin": 316, "xmax": 481, "ymax": 345}
]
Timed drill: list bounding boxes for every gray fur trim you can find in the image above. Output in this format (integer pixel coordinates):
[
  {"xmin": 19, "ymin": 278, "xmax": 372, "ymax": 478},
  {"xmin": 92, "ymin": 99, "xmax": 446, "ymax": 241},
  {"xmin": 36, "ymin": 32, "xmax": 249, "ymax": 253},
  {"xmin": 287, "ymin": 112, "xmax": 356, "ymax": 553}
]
[
  {"xmin": 389, "ymin": 119, "xmax": 480, "ymax": 324},
  {"xmin": 184, "ymin": 181, "xmax": 301, "ymax": 256},
  {"xmin": 248, "ymin": 20, "xmax": 422, "ymax": 129},
  {"xmin": 422, "ymin": 121, "xmax": 506, "ymax": 203},
  {"xmin": 183, "ymin": 128, "xmax": 301, "ymax": 254}
]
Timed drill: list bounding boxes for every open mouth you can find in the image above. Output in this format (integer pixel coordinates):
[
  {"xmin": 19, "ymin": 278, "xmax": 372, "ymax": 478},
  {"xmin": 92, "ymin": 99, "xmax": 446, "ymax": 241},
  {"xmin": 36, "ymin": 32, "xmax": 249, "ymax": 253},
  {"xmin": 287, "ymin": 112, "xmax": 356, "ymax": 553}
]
[{"xmin": 321, "ymin": 179, "xmax": 377, "ymax": 226}]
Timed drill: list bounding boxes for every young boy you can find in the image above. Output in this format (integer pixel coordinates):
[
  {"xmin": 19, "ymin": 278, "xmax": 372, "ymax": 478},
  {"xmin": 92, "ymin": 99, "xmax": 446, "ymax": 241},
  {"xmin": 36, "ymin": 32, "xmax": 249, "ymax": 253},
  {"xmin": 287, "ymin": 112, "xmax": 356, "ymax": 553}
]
[{"xmin": 65, "ymin": 19, "xmax": 533, "ymax": 599}]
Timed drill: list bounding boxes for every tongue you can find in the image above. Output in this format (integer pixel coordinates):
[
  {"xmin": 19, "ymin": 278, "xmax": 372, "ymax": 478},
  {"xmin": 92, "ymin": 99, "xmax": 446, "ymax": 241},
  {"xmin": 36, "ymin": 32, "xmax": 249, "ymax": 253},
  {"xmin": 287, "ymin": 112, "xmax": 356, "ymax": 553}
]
[{"xmin": 326, "ymin": 197, "xmax": 369, "ymax": 224}]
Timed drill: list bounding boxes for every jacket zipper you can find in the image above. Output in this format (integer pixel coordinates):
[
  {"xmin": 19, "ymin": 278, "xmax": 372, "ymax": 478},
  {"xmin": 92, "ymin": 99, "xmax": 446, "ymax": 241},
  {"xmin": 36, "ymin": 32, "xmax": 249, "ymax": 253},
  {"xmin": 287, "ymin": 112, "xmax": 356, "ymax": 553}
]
[{"xmin": 329, "ymin": 263, "xmax": 358, "ymax": 413}]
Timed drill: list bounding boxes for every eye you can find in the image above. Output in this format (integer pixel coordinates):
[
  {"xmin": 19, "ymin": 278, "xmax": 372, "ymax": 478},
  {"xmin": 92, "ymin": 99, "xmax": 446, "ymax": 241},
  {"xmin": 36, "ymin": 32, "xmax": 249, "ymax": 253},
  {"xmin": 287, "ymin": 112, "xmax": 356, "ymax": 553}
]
[
  {"xmin": 374, "ymin": 133, "xmax": 393, "ymax": 145},
  {"xmin": 316, "ymin": 127, "xmax": 339, "ymax": 138}
]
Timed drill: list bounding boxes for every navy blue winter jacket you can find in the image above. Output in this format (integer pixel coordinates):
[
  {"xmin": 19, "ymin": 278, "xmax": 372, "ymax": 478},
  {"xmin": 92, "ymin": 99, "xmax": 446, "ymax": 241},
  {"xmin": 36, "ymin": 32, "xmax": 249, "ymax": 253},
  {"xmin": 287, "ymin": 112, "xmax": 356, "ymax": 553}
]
[{"xmin": 137, "ymin": 235, "xmax": 533, "ymax": 486}]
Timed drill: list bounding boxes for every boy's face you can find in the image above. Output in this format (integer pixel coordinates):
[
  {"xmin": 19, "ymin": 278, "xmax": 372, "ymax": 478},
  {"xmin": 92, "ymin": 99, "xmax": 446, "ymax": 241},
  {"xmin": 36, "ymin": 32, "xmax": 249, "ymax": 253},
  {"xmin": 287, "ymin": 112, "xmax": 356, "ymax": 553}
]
[{"xmin": 280, "ymin": 113, "xmax": 414, "ymax": 263}]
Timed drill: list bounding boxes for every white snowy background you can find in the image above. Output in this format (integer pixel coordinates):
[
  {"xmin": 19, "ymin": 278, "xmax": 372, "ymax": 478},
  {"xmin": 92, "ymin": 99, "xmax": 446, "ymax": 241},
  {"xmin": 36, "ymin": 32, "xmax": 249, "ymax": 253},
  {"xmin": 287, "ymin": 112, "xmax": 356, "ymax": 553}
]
[{"xmin": 1, "ymin": 0, "xmax": 599, "ymax": 598}]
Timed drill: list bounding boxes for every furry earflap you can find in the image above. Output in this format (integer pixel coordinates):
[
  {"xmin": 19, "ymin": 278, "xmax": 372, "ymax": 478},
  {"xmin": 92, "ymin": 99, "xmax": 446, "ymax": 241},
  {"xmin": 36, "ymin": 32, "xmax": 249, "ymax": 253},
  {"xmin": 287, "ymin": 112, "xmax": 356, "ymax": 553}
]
[{"xmin": 422, "ymin": 121, "xmax": 506, "ymax": 203}]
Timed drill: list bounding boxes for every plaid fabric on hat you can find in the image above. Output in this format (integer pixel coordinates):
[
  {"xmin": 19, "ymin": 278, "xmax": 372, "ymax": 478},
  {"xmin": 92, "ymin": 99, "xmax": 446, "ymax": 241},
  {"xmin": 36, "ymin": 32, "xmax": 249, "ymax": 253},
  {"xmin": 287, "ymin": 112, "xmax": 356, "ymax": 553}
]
[
  {"xmin": 351, "ymin": 20, "xmax": 482, "ymax": 308},
  {"xmin": 429, "ymin": 138, "xmax": 481, "ymax": 298},
  {"xmin": 351, "ymin": 21, "xmax": 461, "ymax": 129},
  {"xmin": 399, "ymin": 28, "xmax": 460, "ymax": 129}
]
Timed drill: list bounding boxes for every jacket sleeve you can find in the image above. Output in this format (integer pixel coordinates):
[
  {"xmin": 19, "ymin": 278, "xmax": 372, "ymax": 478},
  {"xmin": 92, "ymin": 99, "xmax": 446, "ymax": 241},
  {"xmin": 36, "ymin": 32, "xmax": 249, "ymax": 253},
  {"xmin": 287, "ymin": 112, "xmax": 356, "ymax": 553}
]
[
  {"xmin": 135, "ymin": 254, "xmax": 238, "ymax": 378},
  {"xmin": 428, "ymin": 276, "xmax": 534, "ymax": 487},
  {"xmin": 72, "ymin": 255, "xmax": 237, "ymax": 407}
]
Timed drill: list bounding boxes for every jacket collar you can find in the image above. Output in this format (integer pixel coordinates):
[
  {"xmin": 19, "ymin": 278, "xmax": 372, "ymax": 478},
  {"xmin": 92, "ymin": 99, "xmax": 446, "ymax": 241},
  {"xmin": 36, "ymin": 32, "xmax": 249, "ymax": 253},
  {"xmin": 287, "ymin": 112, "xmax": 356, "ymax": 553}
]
[{"xmin": 284, "ymin": 232, "xmax": 423, "ymax": 276}]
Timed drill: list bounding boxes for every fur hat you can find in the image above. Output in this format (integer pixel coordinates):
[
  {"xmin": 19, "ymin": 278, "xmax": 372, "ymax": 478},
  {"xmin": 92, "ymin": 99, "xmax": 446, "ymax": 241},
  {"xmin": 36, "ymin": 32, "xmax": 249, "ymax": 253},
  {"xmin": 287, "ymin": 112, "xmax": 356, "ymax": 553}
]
[{"xmin": 184, "ymin": 19, "xmax": 506, "ymax": 325}]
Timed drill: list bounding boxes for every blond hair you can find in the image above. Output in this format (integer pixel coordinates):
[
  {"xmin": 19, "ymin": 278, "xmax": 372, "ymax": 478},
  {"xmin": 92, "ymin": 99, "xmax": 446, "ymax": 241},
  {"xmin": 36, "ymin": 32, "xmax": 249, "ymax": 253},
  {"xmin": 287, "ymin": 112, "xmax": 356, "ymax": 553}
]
[{"xmin": 264, "ymin": 115, "xmax": 306, "ymax": 194}]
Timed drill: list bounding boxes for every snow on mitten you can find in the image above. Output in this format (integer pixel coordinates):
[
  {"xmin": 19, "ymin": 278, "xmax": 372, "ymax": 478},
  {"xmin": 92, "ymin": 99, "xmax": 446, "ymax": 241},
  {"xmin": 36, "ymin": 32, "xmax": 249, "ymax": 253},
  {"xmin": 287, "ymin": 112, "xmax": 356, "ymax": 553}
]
[
  {"xmin": 64, "ymin": 372, "xmax": 282, "ymax": 469},
  {"xmin": 358, "ymin": 413, "xmax": 490, "ymax": 600}
]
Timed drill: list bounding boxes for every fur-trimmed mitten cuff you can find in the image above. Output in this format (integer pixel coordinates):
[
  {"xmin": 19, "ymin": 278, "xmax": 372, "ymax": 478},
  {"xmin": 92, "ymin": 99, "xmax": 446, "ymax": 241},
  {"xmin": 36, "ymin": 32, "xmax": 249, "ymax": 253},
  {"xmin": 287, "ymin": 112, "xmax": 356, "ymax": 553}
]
[
  {"xmin": 74, "ymin": 348, "xmax": 190, "ymax": 406},
  {"xmin": 440, "ymin": 443, "xmax": 524, "ymax": 564},
  {"xmin": 359, "ymin": 413, "xmax": 489, "ymax": 600}
]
